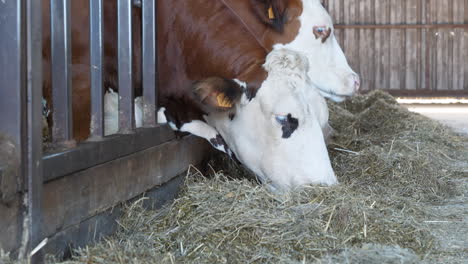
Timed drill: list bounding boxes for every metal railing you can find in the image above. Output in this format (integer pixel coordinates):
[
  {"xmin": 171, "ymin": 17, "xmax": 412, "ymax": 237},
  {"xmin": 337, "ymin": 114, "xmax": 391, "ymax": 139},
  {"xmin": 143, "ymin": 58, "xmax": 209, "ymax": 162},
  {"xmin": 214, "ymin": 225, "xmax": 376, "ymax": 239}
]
[{"xmin": 0, "ymin": 0, "xmax": 161, "ymax": 262}]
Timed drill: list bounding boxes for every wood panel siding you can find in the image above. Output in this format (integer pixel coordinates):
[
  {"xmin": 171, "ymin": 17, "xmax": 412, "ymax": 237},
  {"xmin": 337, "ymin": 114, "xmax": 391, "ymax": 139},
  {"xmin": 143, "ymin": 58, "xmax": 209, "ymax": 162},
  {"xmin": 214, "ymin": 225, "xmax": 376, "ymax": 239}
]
[{"xmin": 326, "ymin": 0, "xmax": 468, "ymax": 96}]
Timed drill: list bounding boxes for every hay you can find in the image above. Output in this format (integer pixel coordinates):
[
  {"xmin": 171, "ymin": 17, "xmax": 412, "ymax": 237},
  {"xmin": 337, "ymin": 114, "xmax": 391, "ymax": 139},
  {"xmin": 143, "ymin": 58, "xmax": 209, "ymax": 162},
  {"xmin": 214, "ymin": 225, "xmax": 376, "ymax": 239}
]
[{"xmin": 9, "ymin": 91, "xmax": 467, "ymax": 264}]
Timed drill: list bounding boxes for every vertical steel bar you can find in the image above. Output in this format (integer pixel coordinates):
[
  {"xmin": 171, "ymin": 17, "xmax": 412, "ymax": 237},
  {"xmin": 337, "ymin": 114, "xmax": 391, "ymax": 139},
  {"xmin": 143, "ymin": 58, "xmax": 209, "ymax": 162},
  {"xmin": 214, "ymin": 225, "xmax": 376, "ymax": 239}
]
[
  {"xmin": 118, "ymin": 0, "xmax": 135, "ymax": 133},
  {"xmin": 142, "ymin": 0, "xmax": 158, "ymax": 127},
  {"xmin": 26, "ymin": 0, "xmax": 44, "ymax": 262},
  {"xmin": 90, "ymin": 0, "xmax": 105, "ymax": 138},
  {"xmin": 50, "ymin": 0, "xmax": 73, "ymax": 142},
  {"xmin": 0, "ymin": 1, "xmax": 25, "ymax": 147}
]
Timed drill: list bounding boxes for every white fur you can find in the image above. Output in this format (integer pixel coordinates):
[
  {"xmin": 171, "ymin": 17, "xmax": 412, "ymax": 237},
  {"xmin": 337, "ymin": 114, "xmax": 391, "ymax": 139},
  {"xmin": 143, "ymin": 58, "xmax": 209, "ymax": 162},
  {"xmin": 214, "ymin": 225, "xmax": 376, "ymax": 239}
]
[
  {"xmin": 180, "ymin": 120, "xmax": 229, "ymax": 154},
  {"xmin": 274, "ymin": 0, "xmax": 359, "ymax": 102},
  {"xmin": 157, "ymin": 107, "xmax": 168, "ymax": 124},
  {"xmin": 205, "ymin": 49, "xmax": 337, "ymax": 191},
  {"xmin": 104, "ymin": 89, "xmax": 143, "ymax": 135}
]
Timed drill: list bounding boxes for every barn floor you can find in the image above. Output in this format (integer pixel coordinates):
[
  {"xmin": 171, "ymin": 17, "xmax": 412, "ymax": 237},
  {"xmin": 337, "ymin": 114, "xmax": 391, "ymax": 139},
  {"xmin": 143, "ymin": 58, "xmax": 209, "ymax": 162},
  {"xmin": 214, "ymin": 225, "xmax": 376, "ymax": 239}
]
[
  {"xmin": 401, "ymin": 102, "xmax": 468, "ymax": 264},
  {"xmin": 402, "ymin": 104, "xmax": 468, "ymax": 135}
]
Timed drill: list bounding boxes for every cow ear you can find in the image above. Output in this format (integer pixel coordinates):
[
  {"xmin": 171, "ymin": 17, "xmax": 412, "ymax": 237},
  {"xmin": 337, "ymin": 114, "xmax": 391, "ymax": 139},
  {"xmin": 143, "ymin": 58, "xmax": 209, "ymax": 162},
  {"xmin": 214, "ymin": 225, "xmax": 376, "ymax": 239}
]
[
  {"xmin": 192, "ymin": 77, "xmax": 244, "ymax": 112},
  {"xmin": 250, "ymin": 0, "xmax": 286, "ymax": 33}
]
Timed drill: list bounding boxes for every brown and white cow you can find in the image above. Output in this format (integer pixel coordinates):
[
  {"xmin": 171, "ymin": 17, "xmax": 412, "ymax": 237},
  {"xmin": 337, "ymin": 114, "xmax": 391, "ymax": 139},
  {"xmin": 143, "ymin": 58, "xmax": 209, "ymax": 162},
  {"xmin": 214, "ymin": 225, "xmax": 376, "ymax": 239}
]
[{"xmin": 43, "ymin": 0, "xmax": 358, "ymax": 190}]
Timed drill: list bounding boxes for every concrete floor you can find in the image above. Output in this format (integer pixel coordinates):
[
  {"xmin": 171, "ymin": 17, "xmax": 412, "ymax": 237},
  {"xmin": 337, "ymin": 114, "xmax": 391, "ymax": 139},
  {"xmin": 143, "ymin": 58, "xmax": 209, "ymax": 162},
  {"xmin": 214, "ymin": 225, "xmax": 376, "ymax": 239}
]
[{"xmin": 403, "ymin": 104, "xmax": 468, "ymax": 135}]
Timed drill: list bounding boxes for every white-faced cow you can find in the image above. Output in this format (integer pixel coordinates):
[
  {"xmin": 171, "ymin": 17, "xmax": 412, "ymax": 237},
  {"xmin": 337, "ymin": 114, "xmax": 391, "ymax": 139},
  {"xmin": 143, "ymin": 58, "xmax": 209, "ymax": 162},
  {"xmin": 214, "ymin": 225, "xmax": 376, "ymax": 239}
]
[{"xmin": 43, "ymin": 0, "xmax": 358, "ymax": 190}]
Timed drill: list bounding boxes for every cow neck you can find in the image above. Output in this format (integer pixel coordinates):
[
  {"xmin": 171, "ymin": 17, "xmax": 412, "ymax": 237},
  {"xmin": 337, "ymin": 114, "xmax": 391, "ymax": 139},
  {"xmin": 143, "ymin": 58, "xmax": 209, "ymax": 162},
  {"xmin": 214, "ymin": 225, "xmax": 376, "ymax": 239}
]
[{"xmin": 219, "ymin": 0, "xmax": 269, "ymax": 52}]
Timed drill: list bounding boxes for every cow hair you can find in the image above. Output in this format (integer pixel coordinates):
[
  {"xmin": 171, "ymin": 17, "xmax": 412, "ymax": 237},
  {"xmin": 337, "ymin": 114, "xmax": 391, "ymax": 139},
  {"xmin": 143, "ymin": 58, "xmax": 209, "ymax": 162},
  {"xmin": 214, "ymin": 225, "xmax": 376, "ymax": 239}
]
[
  {"xmin": 263, "ymin": 49, "xmax": 309, "ymax": 75},
  {"xmin": 249, "ymin": 0, "xmax": 288, "ymax": 33}
]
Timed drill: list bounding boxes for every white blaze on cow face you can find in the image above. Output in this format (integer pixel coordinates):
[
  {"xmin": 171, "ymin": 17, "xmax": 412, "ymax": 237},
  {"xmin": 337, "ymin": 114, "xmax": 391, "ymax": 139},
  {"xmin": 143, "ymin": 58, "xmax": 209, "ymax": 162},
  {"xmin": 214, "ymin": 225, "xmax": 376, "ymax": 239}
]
[
  {"xmin": 204, "ymin": 49, "xmax": 337, "ymax": 191},
  {"xmin": 275, "ymin": 0, "xmax": 359, "ymax": 102}
]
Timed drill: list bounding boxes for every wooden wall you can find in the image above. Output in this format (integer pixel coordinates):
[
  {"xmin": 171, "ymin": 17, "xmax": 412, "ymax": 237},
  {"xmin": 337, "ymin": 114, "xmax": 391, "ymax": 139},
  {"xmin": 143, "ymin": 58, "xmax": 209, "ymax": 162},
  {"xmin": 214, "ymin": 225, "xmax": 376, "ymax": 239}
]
[{"xmin": 322, "ymin": 0, "xmax": 468, "ymax": 96}]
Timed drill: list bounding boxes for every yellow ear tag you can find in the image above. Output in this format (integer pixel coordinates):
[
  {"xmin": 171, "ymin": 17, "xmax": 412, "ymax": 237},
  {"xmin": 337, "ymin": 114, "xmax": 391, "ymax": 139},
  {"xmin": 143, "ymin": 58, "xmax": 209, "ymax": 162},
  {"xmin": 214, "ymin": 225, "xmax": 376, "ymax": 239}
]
[
  {"xmin": 216, "ymin": 93, "xmax": 232, "ymax": 108},
  {"xmin": 268, "ymin": 6, "xmax": 275, "ymax": 19}
]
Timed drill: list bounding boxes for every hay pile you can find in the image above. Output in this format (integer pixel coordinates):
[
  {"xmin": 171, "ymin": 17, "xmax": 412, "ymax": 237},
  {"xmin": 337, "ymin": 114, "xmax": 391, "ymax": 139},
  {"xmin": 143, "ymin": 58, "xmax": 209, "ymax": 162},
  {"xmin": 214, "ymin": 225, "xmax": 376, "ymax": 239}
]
[{"xmin": 8, "ymin": 91, "xmax": 467, "ymax": 264}]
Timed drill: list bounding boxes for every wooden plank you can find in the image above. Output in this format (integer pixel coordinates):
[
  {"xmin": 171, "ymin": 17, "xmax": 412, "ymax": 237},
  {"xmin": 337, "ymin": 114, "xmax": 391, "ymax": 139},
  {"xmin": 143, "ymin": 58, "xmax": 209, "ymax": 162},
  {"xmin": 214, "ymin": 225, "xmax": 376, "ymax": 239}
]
[
  {"xmin": 357, "ymin": 0, "xmax": 374, "ymax": 91},
  {"xmin": 329, "ymin": 0, "xmax": 341, "ymax": 24},
  {"xmin": 43, "ymin": 174, "xmax": 186, "ymax": 259},
  {"xmin": 435, "ymin": 0, "xmax": 450, "ymax": 91},
  {"xmin": 374, "ymin": 0, "xmax": 390, "ymax": 89},
  {"xmin": 40, "ymin": 136, "xmax": 210, "ymax": 240},
  {"xmin": 452, "ymin": 0, "xmax": 465, "ymax": 91},
  {"xmin": 405, "ymin": 0, "xmax": 420, "ymax": 90},
  {"xmin": 464, "ymin": 0, "xmax": 468, "ymax": 90},
  {"xmin": 342, "ymin": 0, "xmax": 359, "ymax": 80},
  {"xmin": 43, "ymin": 126, "xmax": 175, "ymax": 182},
  {"xmin": 389, "ymin": 0, "xmax": 404, "ymax": 90},
  {"xmin": 428, "ymin": 0, "xmax": 437, "ymax": 91},
  {"xmin": 447, "ymin": 0, "xmax": 455, "ymax": 91}
]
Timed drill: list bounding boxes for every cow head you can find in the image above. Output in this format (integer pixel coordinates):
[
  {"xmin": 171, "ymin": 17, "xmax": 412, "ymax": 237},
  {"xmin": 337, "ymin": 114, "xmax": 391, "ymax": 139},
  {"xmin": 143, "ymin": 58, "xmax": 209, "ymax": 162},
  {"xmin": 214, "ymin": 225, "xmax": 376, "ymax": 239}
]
[
  {"xmin": 255, "ymin": 0, "xmax": 360, "ymax": 102},
  {"xmin": 192, "ymin": 49, "xmax": 337, "ymax": 191}
]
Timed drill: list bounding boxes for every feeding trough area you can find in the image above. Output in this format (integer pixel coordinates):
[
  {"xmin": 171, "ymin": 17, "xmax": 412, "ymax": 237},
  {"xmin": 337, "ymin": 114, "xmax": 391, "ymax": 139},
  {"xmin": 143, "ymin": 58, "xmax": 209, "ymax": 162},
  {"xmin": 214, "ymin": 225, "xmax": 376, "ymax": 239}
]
[{"xmin": 3, "ymin": 91, "xmax": 464, "ymax": 264}]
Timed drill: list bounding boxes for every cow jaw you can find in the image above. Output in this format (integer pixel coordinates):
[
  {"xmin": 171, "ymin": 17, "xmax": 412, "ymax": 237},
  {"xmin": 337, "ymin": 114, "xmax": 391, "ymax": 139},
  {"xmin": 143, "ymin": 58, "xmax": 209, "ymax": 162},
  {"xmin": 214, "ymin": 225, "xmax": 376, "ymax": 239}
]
[{"xmin": 273, "ymin": 0, "xmax": 359, "ymax": 102}]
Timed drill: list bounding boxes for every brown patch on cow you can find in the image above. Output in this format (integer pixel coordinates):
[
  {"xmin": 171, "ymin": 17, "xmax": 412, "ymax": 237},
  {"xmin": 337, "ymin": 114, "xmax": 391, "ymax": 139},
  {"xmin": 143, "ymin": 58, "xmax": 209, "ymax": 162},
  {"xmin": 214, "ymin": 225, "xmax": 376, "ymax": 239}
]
[
  {"xmin": 262, "ymin": 0, "xmax": 303, "ymax": 49},
  {"xmin": 249, "ymin": 0, "xmax": 288, "ymax": 32},
  {"xmin": 223, "ymin": 0, "xmax": 303, "ymax": 51},
  {"xmin": 313, "ymin": 26, "xmax": 332, "ymax": 43}
]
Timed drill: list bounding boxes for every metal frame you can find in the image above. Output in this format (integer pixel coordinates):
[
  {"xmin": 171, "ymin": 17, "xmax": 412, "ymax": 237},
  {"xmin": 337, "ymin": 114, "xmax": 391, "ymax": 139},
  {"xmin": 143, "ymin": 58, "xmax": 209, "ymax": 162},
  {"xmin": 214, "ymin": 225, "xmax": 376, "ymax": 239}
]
[
  {"xmin": 0, "ymin": 0, "xmax": 44, "ymax": 262},
  {"xmin": 1, "ymin": 0, "xmax": 163, "ymax": 261}
]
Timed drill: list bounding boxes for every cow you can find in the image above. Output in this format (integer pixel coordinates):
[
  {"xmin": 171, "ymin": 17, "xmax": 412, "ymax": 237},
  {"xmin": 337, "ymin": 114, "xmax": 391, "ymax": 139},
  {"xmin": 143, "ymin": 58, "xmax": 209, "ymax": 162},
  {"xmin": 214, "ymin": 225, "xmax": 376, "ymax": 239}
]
[{"xmin": 42, "ymin": 0, "xmax": 359, "ymax": 189}]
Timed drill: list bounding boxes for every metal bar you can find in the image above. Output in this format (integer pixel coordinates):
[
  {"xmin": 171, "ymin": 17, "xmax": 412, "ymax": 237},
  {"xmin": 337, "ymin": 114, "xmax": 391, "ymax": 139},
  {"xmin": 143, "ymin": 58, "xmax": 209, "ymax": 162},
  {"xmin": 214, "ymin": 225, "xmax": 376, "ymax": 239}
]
[
  {"xmin": 50, "ymin": 0, "xmax": 73, "ymax": 142},
  {"xmin": 0, "ymin": 1, "xmax": 25, "ymax": 148},
  {"xmin": 142, "ymin": 0, "xmax": 158, "ymax": 127},
  {"xmin": 26, "ymin": 0, "xmax": 44, "ymax": 262},
  {"xmin": 334, "ymin": 23, "xmax": 468, "ymax": 29},
  {"xmin": 43, "ymin": 126, "xmax": 175, "ymax": 182},
  {"xmin": 0, "ymin": 0, "xmax": 25, "ymax": 205},
  {"xmin": 89, "ymin": 0, "xmax": 105, "ymax": 138},
  {"xmin": 118, "ymin": 0, "xmax": 135, "ymax": 133}
]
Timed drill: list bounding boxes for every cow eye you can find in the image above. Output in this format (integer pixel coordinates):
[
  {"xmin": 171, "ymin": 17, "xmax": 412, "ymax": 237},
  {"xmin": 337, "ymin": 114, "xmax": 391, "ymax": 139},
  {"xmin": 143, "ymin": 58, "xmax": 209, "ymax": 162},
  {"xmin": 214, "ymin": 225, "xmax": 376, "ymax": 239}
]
[{"xmin": 275, "ymin": 115, "xmax": 288, "ymax": 125}]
